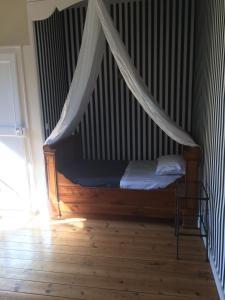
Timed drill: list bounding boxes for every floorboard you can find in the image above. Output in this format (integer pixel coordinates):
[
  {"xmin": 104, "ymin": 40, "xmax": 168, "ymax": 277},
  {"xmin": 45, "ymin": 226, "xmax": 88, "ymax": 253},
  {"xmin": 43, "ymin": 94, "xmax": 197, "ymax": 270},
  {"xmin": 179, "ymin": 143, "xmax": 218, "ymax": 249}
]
[{"xmin": 0, "ymin": 217, "xmax": 219, "ymax": 300}]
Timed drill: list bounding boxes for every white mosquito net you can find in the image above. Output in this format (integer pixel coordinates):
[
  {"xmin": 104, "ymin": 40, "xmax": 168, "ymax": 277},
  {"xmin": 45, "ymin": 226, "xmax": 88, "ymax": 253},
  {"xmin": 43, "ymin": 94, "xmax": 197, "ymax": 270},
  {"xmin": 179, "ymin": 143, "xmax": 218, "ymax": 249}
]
[{"xmin": 44, "ymin": 0, "xmax": 197, "ymax": 147}]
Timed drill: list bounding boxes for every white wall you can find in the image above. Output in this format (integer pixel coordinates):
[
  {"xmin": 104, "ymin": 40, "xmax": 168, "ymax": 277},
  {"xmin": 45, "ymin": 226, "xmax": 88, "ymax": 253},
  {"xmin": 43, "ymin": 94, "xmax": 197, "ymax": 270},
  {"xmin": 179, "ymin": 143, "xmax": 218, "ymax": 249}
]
[{"xmin": 0, "ymin": 0, "xmax": 29, "ymax": 46}]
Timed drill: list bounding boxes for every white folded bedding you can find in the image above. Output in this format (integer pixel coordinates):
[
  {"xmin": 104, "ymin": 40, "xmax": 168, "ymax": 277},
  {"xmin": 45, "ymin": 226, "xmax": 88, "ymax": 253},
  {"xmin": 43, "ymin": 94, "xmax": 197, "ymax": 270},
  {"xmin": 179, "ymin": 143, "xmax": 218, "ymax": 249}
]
[{"xmin": 120, "ymin": 161, "xmax": 182, "ymax": 190}]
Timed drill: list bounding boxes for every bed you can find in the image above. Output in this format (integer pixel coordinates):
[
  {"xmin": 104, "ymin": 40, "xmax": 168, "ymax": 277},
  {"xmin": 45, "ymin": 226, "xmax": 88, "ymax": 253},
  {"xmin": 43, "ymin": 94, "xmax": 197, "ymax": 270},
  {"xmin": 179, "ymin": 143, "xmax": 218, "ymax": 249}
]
[{"xmin": 44, "ymin": 133, "xmax": 201, "ymax": 220}]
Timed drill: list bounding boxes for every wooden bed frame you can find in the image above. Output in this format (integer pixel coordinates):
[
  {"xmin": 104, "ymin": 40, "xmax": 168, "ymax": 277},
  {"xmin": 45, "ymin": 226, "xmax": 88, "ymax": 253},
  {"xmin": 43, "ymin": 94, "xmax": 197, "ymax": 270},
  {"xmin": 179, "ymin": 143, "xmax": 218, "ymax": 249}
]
[{"xmin": 43, "ymin": 134, "xmax": 201, "ymax": 221}]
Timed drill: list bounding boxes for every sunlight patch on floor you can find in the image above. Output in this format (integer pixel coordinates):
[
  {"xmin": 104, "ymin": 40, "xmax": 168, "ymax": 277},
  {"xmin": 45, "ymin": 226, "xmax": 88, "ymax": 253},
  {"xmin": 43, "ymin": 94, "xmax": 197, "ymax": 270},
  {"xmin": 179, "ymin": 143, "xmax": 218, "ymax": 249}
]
[
  {"xmin": 0, "ymin": 210, "xmax": 87, "ymax": 232},
  {"xmin": 0, "ymin": 212, "xmax": 34, "ymax": 231}
]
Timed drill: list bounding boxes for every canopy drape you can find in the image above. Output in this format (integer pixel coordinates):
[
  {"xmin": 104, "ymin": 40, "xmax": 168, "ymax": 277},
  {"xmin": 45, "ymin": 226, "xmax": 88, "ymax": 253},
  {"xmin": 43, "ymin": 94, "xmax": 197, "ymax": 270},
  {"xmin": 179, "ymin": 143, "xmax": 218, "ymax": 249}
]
[
  {"xmin": 45, "ymin": 0, "xmax": 105, "ymax": 144},
  {"xmin": 44, "ymin": 0, "xmax": 197, "ymax": 147},
  {"xmin": 27, "ymin": 0, "xmax": 83, "ymax": 21}
]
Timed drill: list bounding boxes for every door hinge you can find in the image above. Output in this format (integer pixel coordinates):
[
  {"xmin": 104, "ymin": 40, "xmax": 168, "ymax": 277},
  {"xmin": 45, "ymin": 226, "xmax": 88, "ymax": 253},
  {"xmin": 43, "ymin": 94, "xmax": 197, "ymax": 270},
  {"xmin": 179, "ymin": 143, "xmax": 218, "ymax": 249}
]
[{"xmin": 15, "ymin": 127, "xmax": 26, "ymax": 137}]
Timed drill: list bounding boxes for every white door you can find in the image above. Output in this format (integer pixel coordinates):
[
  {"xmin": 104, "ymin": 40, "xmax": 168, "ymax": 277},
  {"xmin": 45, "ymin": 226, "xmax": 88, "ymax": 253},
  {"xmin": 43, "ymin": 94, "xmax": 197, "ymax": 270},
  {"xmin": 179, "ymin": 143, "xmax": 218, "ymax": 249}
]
[{"xmin": 0, "ymin": 52, "xmax": 30, "ymax": 217}]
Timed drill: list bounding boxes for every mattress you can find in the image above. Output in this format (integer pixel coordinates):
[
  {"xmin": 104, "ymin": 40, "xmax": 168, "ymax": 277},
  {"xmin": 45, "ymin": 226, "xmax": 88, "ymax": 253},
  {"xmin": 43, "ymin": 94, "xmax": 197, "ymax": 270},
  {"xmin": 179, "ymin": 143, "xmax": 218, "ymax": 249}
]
[
  {"xmin": 59, "ymin": 160, "xmax": 128, "ymax": 187},
  {"xmin": 120, "ymin": 160, "xmax": 182, "ymax": 190}
]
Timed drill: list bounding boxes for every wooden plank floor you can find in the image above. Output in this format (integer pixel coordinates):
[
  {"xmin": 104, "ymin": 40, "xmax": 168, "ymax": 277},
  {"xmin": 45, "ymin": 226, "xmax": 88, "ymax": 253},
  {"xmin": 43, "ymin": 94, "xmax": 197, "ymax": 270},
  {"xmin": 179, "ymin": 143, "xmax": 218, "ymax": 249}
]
[{"xmin": 0, "ymin": 217, "xmax": 219, "ymax": 300}]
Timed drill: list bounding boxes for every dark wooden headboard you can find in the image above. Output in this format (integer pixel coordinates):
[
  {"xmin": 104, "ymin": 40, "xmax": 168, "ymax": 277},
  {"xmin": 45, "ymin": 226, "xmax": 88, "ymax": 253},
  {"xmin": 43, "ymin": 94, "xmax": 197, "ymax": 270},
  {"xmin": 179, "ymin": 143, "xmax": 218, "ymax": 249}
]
[
  {"xmin": 182, "ymin": 146, "xmax": 202, "ymax": 215},
  {"xmin": 43, "ymin": 133, "xmax": 82, "ymax": 216},
  {"xmin": 183, "ymin": 146, "xmax": 202, "ymax": 182}
]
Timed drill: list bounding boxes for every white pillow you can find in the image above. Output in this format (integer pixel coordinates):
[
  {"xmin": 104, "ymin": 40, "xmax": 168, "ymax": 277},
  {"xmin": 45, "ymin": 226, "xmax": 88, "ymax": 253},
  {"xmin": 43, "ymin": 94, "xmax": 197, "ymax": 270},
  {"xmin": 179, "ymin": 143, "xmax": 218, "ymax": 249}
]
[{"xmin": 155, "ymin": 155, "xmax": 186, "ymax": 175}]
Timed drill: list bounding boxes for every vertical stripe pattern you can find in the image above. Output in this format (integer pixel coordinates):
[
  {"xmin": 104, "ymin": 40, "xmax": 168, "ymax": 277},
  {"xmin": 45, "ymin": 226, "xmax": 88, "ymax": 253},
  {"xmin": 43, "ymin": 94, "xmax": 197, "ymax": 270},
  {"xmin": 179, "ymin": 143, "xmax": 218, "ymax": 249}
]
[
  {"xmin": 35, "ymin": 0, "xmax": 195, "ymax": 160},
  {"xmin": 193, "ymin": 0, "xmax": 225, "ymax": 296},
  {"xmin": 34, "ymin": 12, "xmax": 68, "ymax": 138}
]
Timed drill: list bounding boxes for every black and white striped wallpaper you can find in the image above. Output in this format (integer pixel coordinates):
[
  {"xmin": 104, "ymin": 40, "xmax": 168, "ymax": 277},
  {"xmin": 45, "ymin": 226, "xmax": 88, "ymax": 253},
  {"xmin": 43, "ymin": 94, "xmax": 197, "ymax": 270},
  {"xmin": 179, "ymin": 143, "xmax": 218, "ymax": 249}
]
[
  {"xmin": 34, "ymin": 0, "xmax": 195, "ymax": 160},
  {"xmin": 34, "ymin": 13, "xmax": 69, "ymax": 138},
  {"xmin": 64, "ymin": 0, "xmax": 195, "ymax": 160},
  {"xmin": 192, "ymin": 0, "xmax": 225, "ymax": 297}
]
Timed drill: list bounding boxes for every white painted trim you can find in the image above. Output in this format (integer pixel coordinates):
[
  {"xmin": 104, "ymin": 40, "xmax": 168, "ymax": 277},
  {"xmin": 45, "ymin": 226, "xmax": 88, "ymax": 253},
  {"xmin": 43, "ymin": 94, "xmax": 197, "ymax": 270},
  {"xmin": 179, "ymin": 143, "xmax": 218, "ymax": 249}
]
[
  {"xmin": 27, "ymin": 0, "xmax": 139, "ymax": 21},
  {"xmin": 20, "ymin": 2, "xmax": 49, "ymax": 216}
]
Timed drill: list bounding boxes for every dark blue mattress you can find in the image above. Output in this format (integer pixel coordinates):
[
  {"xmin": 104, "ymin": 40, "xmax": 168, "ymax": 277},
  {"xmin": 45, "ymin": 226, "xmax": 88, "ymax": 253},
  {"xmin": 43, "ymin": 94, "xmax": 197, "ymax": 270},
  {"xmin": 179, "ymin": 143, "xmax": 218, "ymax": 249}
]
[{"xmin": 59, "ymin": 160, "xmax": 128, "ymax": 187}]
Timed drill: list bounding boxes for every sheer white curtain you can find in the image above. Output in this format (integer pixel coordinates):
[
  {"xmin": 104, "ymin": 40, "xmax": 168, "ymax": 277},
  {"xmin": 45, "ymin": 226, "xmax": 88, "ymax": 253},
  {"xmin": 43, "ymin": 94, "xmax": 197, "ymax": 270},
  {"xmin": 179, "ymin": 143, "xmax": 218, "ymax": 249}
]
[
  {"xmin": 28, "ymin": 0, "xmax": 84, "ymax": 21},
  {"xmin": 45, "ymin": 0, "xmax": 105, "ymax": 144},
  {"xmin": 45, "ymin": 0, "xmax": 197, "ymax": 147}
]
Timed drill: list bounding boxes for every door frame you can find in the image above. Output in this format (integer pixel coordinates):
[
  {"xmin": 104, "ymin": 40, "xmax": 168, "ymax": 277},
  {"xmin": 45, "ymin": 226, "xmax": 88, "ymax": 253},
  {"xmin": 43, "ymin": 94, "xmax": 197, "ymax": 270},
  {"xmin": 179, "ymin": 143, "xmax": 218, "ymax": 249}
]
[
  {"xmin": 0, "ymin": 45, "xmax": 46, "ymax": 214},
  {"xmin": 23, "ymin": 0, "xmax": 54, "ymax": 216}
]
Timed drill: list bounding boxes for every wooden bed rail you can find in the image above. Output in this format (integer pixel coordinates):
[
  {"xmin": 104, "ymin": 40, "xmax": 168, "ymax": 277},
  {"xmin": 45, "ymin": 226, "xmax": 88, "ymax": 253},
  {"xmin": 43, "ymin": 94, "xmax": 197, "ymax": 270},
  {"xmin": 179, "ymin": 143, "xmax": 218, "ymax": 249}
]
[
  {"xmin": 43, "ymin": 144, "xmax": 61, "ymax": 218},
  {"xmin": 43, "ymin": 141, "xmax": 202, "ymax": 220},
  {"xmin": 182, "ymin": 146, "xmax": 202, "ymax": 225},
  {"xmin": 43, "ymin": 134, "xmax": 83, "ymax": 218},
  {"xmin": 183, "ymin": 146, "xmax": 202, "ymax": 181}
]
